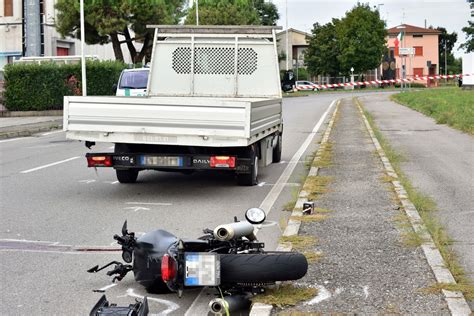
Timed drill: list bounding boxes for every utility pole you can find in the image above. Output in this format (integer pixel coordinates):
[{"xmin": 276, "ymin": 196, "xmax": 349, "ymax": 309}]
[
  {"xmin": 80, "ymin": 0, "xmax": 87, "ymax": 96},
  {"xmin": 195, "ymin": 0, "xmax": 199, "ymax": 26},
  {"xmin": 444, "ymin": 41, "xmax": 447, "ymax": 82},
  {"xmin": 285, "ymin": 0, "xmax": 289, "ymax": 70},
  {"xmin": 376, "ymin": 3, "xmax": 384, "ymax": 81}
]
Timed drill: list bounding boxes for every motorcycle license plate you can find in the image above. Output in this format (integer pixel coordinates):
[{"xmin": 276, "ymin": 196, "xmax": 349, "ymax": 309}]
[
  {"xmin": 184, "ymin": 253, "xmax": 220, "ymax": 286},
  {"xmin": 139, "ymin": 156, "xmax": 183, "ymax": 167}
]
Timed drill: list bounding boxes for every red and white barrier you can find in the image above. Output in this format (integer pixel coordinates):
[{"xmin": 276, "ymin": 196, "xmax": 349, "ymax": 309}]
[{"xmin": 295, "ymin": 73, "xmax": 472, "ymax": 90}]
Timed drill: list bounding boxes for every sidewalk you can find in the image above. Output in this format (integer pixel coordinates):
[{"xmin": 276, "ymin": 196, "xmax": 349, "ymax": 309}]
[
  {"xmin": 283, "ymin": 98, "xmax": 448, "ymax": 314},
  {"xmin": 0, "ymin": 116, "xmax": 63, "ymax": 139},
  {"xmin": 360, "ymin": 94, "xmax": 474, "ymax": 293}
]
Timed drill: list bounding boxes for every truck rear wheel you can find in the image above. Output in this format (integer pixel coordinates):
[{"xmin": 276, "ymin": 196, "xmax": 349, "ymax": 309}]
[
  {"xmin": 115, "ymin": 143, "xmax": 139, "ymax": 183},
  {"xmin": 237, "ymin": 145, "xmax": 258, "ymax": 186},
  {"xmin": 272, "ymin": 133, "xmax": 282, "ymax": 163}
]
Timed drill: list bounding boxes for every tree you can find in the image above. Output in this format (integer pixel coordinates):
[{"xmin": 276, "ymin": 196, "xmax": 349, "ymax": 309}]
[
  {"xmin": 55, "ymin": 0, "xmax": 186, "ymax": 63},
  {"xmin": 461, "ymin": 21, "xmax": 474, "ymax": 53},
  {"xmin": 335, "ymin": 3, "xmax": 387, "ymax": 75},
  {"xmin": 435, "ymin": 27, "xmax": 458, "ymax": 74},
  {"xmin": 305, "ymin": 20, "xmax": 340, "ymax": 77},
  {"xmin": 185, "ymin": 0, "xmax": 278, "ymax": 26}
]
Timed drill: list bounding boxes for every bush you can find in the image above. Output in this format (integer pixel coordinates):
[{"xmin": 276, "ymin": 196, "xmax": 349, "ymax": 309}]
[{"xmin": 4, "ymin": 60, "xmax": 126, "ymax": 111}]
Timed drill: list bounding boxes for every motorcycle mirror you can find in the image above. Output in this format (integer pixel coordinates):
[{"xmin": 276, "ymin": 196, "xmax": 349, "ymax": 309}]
[
  {"xmin": 122, "ymin": 250, "xmax": 132, "ymax": 263},
  {"xmin": 122, "ymin": 220, "xmax": 128, "ymax": 236},
  {"xmin": 245, "ymin": 208, "xmax": 266, "ymax": 225}
]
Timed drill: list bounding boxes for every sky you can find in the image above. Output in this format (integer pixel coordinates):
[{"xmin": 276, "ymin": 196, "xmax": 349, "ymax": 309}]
[{"xmin": 271, "ymin": 0, "xmax": 472, "ymax": 56}]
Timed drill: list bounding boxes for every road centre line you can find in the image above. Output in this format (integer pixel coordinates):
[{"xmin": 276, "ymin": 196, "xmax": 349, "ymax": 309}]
[
  {"xmin": 20, "ymin": 156, "xmax": 80, "ymax": 174},
  {"xmin": 126, "ymin": 202, "xmax": 172, "ymax": 206},
  {"xmin": 41, "ymin": 130, "xmax": 64, "ymax": 136},
  {"xmin": 184, "ymin": 99, "xmax": 337, "ymax": 316},
  {"xmin": 0, "ymin": 137, "xmax": 34, "ymax": 143}
]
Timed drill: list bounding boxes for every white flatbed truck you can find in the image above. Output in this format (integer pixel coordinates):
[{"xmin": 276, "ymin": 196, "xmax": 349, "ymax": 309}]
[{"xmin": 63, "ymin": 26, "xmax": 283, "ymax": 186}]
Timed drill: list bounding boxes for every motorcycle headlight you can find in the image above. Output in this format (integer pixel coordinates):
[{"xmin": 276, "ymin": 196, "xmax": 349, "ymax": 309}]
[{"xmin": 245, "ymin": 208, "xmax": 266, "ymax": 225}]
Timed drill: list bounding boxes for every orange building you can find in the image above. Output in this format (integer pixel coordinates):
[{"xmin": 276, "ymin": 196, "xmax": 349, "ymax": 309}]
[{"xmin": 386, "ymin": 24, "xmax": 440, "ymax": 81}]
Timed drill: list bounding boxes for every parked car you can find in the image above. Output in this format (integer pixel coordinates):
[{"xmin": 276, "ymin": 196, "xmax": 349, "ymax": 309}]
[{"xmin": 295, "ymin": 80, "xmax": 319, "ymax": 91}]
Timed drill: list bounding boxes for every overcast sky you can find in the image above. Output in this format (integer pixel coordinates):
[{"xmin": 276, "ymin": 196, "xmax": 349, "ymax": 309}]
[{"xmin": 271, "ymin": 0, "xmax": 472, "ymax": 56}]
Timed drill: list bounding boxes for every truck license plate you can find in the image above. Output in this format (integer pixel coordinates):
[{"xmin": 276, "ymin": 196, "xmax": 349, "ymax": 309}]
[
  {"xmin": 184, "ymin": 253, "xmax": 220, "ymax": 286},
  {"xmin": 139, "ymin": 156, "xmax": 183, "ymax": 167}
]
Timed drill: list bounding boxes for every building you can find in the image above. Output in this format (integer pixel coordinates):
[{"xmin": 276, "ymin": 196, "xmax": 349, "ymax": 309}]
[
  {"xmin": 0, "ymin": 0, "xmax": 130, "ymax": 74},
  {"xmin": 386, "ymin": 24, "xmax": 440, "ymax": 81},
  {"xmin": 276, "ymin": 28, "xmax": 312, "ymax": 72}
]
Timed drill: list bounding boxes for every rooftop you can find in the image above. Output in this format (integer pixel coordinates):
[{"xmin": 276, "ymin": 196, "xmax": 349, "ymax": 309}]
[{"xmin": 387, "ymin": 24, "xmax": 441, "ymax": 35}]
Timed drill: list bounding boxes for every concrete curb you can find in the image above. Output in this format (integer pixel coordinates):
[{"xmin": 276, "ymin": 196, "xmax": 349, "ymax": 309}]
[
  {"xmin": 0, "ymin": 121, "xmax": 62, "ymax": 139},
  {"xmin": 249, "ymin": 100, "xmax": 340, "ymax": 316},
  {"xmin": 0, "ymin": 110, "xmax": 63, "ymax": 117},
  {"xmin": 355, "ymin": 97, "xmax": 471, "ymax": 316}
]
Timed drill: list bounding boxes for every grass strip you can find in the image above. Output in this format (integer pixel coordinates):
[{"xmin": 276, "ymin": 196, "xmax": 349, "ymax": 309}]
[
  {"xmin": 280, "ymin": 235, "xmax": 317, "ymax": 251},
  {"xmin": 304, "ymin": 176, "xmax": 333, "ymax": 200},
  {"xmin": 356, "ymin": 97, "xmax": 473, "ymax": 300},
  {"xmin": 303, "ymin": 251, "xmax": 324, "ymax": 263},
  {"xmin": 290, "ymin": 214, "xmax": 329, "ymax": 223},
  {"xmin": 391, "ymin": 87, "xmax": 474, "ymax": 135},
  {"xmin": 251, "ymin": 284, "xmax": 318, "ymax": 307}
]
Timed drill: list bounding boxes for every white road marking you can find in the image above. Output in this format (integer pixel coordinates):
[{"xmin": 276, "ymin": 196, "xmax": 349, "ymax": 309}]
[
  {"xmin": 41, "ymin": 130, "xmax": 64, "ymax": 136},
  {"xmin": 124, "ymin": 206, "xmax": 151, "ymax": 212},
  {"xmin": 20, "ymin": 156, "xmax": 80, "ymax": 174},
  {"xmin": 262, "ymin": 182, "xmax": 300, "ymax": 187},
  {"xmin": 79, "ymin": 179, "xmax": 96, "ymax": 184},
  {"xmin": 0, "ymin": 137, "xmax": 33, "ymax": 143},
  {"xmin": 125, "ymin": 288, "xmax": 179, "ymax": 315},
  {"xmin": 186, "ymin": 100, "xmax": 337, "ymax": 315},
  {"xmin": 305, "ymin": 285, "xmax": 331, "ymax": 305},
  {"xmin": 126, "ymin": 202, "xmax": 172, "ymax": 206},
  {"xmin": 257, "ymin": 182, "xmax": 266, "ymax": 187},
  {"xmin": 97, "ymin": 283, "xmax": 117, "ymax": 292},
  {"xmin": 255, "ymin": 99, "xmax": 336, "ymax": 234},
  {"xmin": 111, "ymin": 181, "xmax": 119, "ymax": 184}
]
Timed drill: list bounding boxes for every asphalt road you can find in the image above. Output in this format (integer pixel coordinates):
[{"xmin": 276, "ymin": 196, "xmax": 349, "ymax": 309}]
[{"xmin": 0, "ymin": 93, "xmax": 349, "ymax": 315}]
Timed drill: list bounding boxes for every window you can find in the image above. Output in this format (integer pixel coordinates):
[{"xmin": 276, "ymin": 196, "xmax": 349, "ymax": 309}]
[
  {"xmin": 389, "ymin": 47, "xmax": 395, "ymax": 59},
  {"xmin": 414, "ymin": 46, "xmax": 423, "ymax": 56},
  {"xmin": 4, "ymin": 0, "xmax": 13, "ymax": 16},
  {"xmin": 413, "ymin": 68, "xmax": 423, "ymax": 77},
  {"xmin": 413, "ymin": 34, "xmax": 423, "ymax": 38}
]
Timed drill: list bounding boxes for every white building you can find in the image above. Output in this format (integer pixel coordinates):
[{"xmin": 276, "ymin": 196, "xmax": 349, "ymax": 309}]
[{"xmin": 0, "ymin": 0, "xmax": 131, "ymax": 74}]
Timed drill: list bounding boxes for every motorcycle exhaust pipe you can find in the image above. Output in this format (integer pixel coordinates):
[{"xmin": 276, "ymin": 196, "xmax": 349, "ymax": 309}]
[
  {"xmin": 209, "ymin": 295, "xmax": 251, "ymax": 315},
  {"xmin": 213, "ymin": 222, "xmax": 256, "ymax": 241}
]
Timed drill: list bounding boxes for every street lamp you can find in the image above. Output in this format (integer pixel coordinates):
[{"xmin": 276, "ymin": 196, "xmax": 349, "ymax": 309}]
[{"xmin": 80, "ymin": 0, "xmax": 87, "ymax": 96}]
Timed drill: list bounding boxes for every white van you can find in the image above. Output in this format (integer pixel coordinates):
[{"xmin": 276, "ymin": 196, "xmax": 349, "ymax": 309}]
[{"xmin": 114, "ymin": 68, "xmax": 149, "ymax": 96}]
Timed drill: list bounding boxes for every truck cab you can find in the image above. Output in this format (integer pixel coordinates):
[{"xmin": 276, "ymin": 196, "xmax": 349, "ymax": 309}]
[{"xmin": 115, "ymin": 68, "xmax": 149, "ymax": 96}]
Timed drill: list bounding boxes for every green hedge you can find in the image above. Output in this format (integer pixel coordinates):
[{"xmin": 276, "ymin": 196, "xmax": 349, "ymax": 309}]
[{"xmin": 4, "ymin": 60, "xmax": 126, "ymax": 111}]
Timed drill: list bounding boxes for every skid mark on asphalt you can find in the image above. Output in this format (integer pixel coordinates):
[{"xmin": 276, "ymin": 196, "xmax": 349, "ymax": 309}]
[{"xmin": 123, "ymin": 288, "xmax": 179, "ymax": 315}]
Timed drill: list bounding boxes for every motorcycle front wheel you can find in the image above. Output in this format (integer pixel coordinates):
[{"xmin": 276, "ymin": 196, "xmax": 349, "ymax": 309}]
[{"xmin": 219, "ymin": 252, "xmax": 308, "ymax": 284}]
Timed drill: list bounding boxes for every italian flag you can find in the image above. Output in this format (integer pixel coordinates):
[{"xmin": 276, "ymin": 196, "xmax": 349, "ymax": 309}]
[{"xmin": 394, "ymin": 31, "xmax": 404, "ymax": 47}]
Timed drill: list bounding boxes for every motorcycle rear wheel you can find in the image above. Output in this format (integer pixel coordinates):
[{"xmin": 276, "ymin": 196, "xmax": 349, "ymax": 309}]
[{"xmin": 219, "ymin": 252, "xmax": 308, "ymax": 284}]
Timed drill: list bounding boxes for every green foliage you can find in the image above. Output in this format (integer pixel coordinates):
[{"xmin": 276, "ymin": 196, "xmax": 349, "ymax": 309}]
[
  {"xmin": 295, "ymin": 67, "xmax": 309, "ymax": 81},
  {"xmin": 336, "ymin": 3, "xmax": 387, "ymax": 75},
  {"xmin": 185, "ymin": 0, "xmax": 278, "ymax": 25},
  {"xmin": 3, "ymin": 61, "xmax": 126, "ymax": 111},
  {"xmin": 305, "ymin": 20, "xmax": 340, "ymax": 77},
  {"xmin": 461, "ymin": 20, "xmax": 474, "ymax": 52},
  {"xmin": 435, "ymin": 27, "xmax": 458, "ymax": 75},
  {"xmin": 392, "ymin": 87, "xmax": 474, "ymax": 134},
  {"xmin": 55, "ymin": 0, "xmax": 186, "ymax": 62},
  {"xmin": 305, "ymin": 3, "xmax": 386, "ymax": 77}
]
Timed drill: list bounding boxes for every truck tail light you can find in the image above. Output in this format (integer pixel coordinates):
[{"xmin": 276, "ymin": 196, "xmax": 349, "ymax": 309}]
[
  {"xmin": 161, "ymin": 254, "xmax": 177, "ymax": 282},
  {"xmin": 210, "ymin": 156, "xmax": 235, "ymax": 168},
  {"xmin": 87, "ymin": 156, "xmax": 112, "ymax": 167}
]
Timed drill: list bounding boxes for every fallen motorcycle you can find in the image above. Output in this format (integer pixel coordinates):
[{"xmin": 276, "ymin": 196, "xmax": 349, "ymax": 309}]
[{"xmin": 88, "ymin": 208, "xmax": 308, "ymax": 315}]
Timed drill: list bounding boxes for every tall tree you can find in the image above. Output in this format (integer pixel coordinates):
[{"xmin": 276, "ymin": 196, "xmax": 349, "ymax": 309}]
[
  {"xmin": 185, "ymin": 0, "xmax": 278, "ymax": 25},
  {"xmin": 305, "ymin": 20, "xmax": 340, "ymax": 77},
  {"xmin": 336, "ymin": 3, "xmax": 386, "ymax": 75},
  {"xmin": 55, "ymin": 0, "xmax": 186, "ymax": 63},
  {"xmin": 435, "ymin": 27, "xmax": 458, "ymax": 74},
  {"xmin": 461, "ymin": 21, "xmax": 474, "ymax": 53}
]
